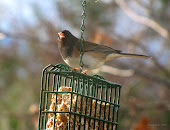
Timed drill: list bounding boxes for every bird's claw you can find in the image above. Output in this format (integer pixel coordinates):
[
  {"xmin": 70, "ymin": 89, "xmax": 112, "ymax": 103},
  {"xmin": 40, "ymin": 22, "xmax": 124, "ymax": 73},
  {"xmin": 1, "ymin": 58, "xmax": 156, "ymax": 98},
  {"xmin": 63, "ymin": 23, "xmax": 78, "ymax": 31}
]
[
  {"xmin": 71, "ymin": 68, "xmax": 80, "ymax": 72},
  {"xmin": 71, "ymin": 68, "xmax": 88, "ymax": 74},
  {"xmin": 81, "ymin": 69, "xmax": 88, "ymax": 74}
]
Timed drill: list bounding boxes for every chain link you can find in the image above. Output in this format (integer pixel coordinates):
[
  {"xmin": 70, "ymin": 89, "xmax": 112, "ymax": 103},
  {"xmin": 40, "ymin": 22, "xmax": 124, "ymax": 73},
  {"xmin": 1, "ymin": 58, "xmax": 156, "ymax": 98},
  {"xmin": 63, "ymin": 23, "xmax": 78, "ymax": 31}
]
[{"xmin": 79, "ymin": 0, "xmax": 86, "ymax": 72}]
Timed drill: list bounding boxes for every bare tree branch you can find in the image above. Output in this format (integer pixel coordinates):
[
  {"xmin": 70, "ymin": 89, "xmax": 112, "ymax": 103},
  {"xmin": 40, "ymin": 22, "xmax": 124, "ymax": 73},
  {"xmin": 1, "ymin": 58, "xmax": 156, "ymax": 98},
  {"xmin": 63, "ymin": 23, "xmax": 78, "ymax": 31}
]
[
  {"xmin": 139, "ymin": 43, "xmax": 170, "ymax": 79},
  {"xmin": 116, "ymin": 62, "xmax": 170, "ymax": 87},
  {"xmin": 115, "ymin": 0, "xmax": 169, "ymax": 39}
]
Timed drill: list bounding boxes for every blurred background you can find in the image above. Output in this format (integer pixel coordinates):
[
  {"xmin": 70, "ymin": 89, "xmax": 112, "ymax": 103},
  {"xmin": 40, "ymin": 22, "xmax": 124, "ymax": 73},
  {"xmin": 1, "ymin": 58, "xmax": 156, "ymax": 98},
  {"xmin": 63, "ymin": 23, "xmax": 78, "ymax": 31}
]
[{"xmin": 0, "ymin": 0, "xmax": 170, "ymax": 130}]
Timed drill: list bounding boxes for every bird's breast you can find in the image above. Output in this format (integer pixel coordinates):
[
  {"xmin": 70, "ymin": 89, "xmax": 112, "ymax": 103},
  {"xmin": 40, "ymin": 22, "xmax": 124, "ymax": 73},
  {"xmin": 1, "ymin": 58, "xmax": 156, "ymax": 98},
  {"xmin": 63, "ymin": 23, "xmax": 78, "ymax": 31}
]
[
  {"xmin": 82, "ymin": 53, "xmax": 105, "ymax": 69},
  {"xmin": 64, "ymin": 52, "xmax": 106, "ymax": 69},
  {"xmin": 64, "ymin": 57, "xmax": 80, "ymax": 68}
]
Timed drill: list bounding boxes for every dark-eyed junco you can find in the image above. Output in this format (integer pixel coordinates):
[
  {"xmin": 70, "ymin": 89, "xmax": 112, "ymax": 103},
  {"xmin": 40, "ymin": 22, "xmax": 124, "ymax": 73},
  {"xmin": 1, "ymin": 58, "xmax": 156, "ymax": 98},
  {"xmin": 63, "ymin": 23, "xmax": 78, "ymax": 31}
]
[{"xmin": 57, "ymin": 30, "xmax": 151, "ymax": 70}]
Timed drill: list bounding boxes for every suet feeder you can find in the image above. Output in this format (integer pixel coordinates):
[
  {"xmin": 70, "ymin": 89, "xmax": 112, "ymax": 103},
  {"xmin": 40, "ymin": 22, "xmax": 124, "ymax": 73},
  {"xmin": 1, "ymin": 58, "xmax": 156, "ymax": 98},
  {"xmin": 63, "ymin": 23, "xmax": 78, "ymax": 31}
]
[{"xmin": 38, "ymin": 64, "xmax": 121, "ymax": 130}]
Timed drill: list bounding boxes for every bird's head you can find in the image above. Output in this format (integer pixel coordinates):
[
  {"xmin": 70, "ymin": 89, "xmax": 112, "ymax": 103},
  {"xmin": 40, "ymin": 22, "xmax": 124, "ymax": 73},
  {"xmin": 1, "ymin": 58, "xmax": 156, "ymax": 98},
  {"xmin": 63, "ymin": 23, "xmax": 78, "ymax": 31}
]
[
  {"xmin": 58, "ymin": 30, "xmax": 72, "ymax": 40},
  {"xmin": 57, "ymin": 30, "xmax": 78, "ymax": 48}
]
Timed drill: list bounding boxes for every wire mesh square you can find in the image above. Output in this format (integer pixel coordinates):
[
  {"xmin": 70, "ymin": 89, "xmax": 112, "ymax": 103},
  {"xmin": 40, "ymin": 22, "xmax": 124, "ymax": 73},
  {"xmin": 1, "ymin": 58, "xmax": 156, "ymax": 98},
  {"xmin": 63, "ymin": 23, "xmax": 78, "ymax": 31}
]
[{"xmin": 38, "ymin": 64, "xmax": 121, "ymax": 130}]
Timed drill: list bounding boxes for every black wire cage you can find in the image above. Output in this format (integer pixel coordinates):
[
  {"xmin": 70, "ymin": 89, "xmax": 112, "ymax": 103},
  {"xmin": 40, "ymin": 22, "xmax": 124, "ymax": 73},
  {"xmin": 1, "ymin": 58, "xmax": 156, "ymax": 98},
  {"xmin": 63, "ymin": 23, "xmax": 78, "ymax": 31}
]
[{"xmin": 38, "ymin": 64, "xmax": 121, "ymax": 130}]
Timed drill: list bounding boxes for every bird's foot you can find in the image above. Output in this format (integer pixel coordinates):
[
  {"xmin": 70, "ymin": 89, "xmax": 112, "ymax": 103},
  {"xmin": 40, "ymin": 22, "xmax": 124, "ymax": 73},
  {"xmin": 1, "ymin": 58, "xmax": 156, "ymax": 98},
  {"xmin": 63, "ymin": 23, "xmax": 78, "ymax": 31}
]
[
  {"xmin": 71, "ymin": 68, "xmax": 81, "ymax": 73},
  {"xmin": 81, "ymin": 69, "xmax": 88, "ymax": 74},
  {"xmin": 71, "ymin": 68, "xmax": 88, "ymax": 74},
  {"xmin": 71, "ymin": 68, "xmax": 80, "ymax": 72}
]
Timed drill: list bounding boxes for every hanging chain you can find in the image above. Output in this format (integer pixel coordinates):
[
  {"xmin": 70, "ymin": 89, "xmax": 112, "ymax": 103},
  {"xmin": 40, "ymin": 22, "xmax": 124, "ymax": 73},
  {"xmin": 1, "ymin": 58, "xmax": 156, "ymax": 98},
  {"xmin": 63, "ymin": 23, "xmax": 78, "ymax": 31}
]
[{"xmin": 79, "ymin": 0, "xmax": 86, "ymax": 72}]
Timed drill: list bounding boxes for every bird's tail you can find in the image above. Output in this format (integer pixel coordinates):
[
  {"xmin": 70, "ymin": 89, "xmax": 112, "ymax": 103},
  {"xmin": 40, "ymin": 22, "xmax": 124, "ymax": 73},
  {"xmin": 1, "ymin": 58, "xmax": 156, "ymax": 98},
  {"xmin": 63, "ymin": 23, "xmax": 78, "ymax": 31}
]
[
  {"xmin": 118, "ymin": 53, "xmax": 151, "ymax": 59},
  {"xmin": 106, "ymin": 52, "xmax": 151, "ymax": 61}
]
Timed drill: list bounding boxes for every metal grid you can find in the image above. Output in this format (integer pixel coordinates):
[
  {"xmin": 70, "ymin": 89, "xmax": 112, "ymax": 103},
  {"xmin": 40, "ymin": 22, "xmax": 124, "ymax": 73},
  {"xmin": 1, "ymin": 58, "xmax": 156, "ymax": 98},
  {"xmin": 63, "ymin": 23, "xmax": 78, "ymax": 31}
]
[{"xmin": 38, "ymin": 64, "xmax": 121, "ymax": 130}]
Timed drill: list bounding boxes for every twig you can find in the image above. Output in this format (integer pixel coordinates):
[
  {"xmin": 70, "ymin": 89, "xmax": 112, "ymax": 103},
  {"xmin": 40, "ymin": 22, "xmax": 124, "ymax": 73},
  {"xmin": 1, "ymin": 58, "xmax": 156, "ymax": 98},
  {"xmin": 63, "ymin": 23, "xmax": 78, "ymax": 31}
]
[
  {"xmin": 139, "ymin": 43, "xmax": 170, "ymax": 79},
  {"xmin": 116, "ymin": 62, "xmax": 170, "ymax": 87},
  {"xmin": 114, "ymin": 0, "xmax": 169, "ymax": 39}
]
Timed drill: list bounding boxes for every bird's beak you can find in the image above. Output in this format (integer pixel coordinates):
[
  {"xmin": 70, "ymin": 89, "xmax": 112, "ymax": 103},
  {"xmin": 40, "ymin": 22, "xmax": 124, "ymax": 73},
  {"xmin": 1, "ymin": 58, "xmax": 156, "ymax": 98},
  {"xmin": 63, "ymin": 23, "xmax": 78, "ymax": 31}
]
[{"xmin": 58, "ymin": 32, "xmax": 65, "ymax": 39}]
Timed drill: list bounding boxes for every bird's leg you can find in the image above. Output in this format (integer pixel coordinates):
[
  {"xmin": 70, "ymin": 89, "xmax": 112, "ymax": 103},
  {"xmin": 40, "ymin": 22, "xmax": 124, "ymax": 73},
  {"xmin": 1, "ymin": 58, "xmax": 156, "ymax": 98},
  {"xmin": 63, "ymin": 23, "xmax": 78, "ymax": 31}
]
[
  {"xmin": 81, "ymin": 69, "xmax": 88, "ymax": 74},
  {"xmin": 71, "ymin": 68, "xmax": 88, "ymax": 74},
  {"xmin": 71, "ymin": 68, "xmax": 80, "ymax": 72}
]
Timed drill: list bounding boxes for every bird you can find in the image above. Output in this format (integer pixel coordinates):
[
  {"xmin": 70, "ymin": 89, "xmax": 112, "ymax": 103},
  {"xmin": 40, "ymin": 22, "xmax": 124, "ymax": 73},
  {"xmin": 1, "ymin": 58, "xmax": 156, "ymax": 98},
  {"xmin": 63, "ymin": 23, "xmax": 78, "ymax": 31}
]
[{"xmin": 57, "ymin": 30, "xmax": 151, "ymax": 72}]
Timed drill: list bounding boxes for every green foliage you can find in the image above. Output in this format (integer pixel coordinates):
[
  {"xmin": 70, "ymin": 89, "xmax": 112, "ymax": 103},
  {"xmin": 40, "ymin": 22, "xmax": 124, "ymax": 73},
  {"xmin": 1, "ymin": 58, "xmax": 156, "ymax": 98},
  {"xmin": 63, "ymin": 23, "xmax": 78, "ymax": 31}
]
[
  {"xmin": 161, "ymin": 0, "xmax": 169, "ymax": 6},
  {"xmin": 9, "ymin": 116, "xmax": 18, "ymax": 130}
]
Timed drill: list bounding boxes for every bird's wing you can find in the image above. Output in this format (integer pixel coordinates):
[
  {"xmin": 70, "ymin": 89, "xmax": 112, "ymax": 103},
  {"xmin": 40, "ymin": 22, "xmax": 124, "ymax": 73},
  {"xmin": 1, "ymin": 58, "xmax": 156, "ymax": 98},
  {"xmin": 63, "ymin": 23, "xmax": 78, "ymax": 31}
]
[{"xmin": 76, "ymin": 40, "xmax": 122, "ymax": 54}]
